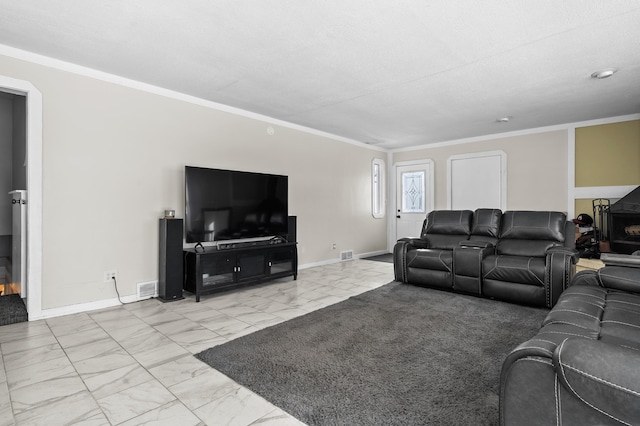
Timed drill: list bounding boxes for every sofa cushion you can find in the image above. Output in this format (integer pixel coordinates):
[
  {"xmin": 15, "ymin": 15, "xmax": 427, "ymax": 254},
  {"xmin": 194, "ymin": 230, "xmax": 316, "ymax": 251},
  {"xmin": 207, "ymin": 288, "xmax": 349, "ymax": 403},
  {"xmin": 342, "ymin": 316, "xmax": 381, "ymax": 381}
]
[
  {"xmin": 470, "ymin": 208, "xmax": 502, "ymax": 241},
  {"xmin": 499, "ymin": 211, "xmax": 566, "ymax": 241},
  {"xmin": 601, "ymin": 292, "xmax": 640, "ymax": 349},
  {"xmin": 421, "ymin": 210, "xmax": 472, "ymax": 249},
  {"xmin": 483, "ymin": 255, "xmax": 546, "ymax": 286},
  {"xmin": 536, "ymin": 285, "xmax": 606, "ymax": 344},
  {"xmin": 537, "ymin": 284, "xmax": 640, "ymax": 350},
  {"xmin": 406, "ymin": 249, "xmax": 452, "ymax": 272}
]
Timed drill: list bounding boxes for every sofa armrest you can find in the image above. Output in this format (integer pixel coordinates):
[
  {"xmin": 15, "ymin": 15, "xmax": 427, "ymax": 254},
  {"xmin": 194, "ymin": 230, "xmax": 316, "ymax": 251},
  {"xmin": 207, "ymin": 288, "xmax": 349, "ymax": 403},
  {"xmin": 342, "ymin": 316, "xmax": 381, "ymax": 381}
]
[
  {"xmin": 546, "ymin": 246, "xmax": 580, "ymax": 263},
  {"xmin": 554, "ymin": 338, "xmax": 640, "ymax": 425},
  {"xmin": 458, "ymin": 240, "xmax": 494, "ymax": 249},
  {"xmin": 545, "ymin": 246, "xmax": 579, "ymax": 307},
  {"xmin": 393, "ymin": 240, "xmax": 409, "ymax": 282},
  {"xmin": 601, "ymin": 253, "xmax": 640, "ymax": 268},
  {"xmin": 597, "ymin": 266, "xmax": 640, "ymax": 294},
  {"xmin": 397, "ymin": 237, "xmax": 418, "ymax": 243},
  {"xmin": 397, "ymin": 237, "xmax": 429, "ymax": 249},
  {"xmin": 393, "ymin": 239, "xmax": 424, "ymax": 282},
  {"xmin": 408, "ymin": 239, "xmax": 429, "ymax": 249},
  {"xmin": 393, "ymin": 238, "xmax": 436, "ymax": 282}
]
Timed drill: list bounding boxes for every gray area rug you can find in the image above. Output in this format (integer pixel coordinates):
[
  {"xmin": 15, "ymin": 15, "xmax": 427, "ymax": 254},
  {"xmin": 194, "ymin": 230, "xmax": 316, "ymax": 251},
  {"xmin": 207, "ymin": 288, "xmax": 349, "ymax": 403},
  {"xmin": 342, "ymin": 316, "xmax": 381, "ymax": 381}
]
[
  {"xmin": 196, "ymin": 282, "xmax": 547, "ymax": 425},
  {"xmin": 0, "ymin": 294, "xmax": 28, "ymax": 326}
]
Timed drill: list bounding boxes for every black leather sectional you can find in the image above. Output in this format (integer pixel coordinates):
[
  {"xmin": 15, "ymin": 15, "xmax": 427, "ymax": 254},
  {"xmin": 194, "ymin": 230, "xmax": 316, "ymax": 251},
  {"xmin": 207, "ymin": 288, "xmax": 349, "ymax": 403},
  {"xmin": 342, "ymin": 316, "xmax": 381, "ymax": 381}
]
[
  {"xmin": 393, "ymin": 209, "xmax": 579, "ymax": 308},
  {"xmin": 500, "ymin": 254, "xmax": 640, "ymax": 425}
]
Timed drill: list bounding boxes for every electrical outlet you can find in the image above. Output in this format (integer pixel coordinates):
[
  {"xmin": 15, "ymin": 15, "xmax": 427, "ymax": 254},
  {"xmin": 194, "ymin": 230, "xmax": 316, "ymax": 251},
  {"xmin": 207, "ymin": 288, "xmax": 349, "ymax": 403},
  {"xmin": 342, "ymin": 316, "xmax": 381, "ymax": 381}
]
[
  {"xmin": 103, "ymin": 270, "xmax": 117, "ymax": 282},
  {"xmin": 332, "ymin": 243, "xmax": 337, "ymax": 250}
]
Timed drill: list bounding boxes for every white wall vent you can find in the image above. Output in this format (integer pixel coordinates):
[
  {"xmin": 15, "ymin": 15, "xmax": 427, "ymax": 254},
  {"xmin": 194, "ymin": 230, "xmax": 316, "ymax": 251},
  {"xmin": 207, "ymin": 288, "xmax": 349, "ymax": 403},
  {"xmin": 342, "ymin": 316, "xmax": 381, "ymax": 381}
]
[
  {"xmin": 340, "ymin": 250, "xmax": 353, "ymax": 261},
  {"xmin": 137, "ymin": 281, "xmax": 158, "ymax": 299}
]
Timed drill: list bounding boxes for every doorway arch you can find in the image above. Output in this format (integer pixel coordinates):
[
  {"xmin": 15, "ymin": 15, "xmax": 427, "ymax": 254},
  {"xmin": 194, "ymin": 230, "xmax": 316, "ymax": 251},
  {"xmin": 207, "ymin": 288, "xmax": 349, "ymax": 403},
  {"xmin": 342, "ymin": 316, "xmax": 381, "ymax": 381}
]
[{"xmin": 0, "ymin": 75, "xmax": 42, "ymax": 320}]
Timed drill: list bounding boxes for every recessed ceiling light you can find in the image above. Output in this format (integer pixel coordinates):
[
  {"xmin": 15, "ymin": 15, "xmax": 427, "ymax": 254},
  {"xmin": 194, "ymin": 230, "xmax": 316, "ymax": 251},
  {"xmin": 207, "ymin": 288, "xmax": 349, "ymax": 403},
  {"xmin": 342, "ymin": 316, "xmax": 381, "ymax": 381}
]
[
  {"xmin": 496, "ymin": 116, "xmax": 512, "ymax": 123},
  {"xmin": 590, "ymin": 68, "xmax": 618, "ymax": 79}
]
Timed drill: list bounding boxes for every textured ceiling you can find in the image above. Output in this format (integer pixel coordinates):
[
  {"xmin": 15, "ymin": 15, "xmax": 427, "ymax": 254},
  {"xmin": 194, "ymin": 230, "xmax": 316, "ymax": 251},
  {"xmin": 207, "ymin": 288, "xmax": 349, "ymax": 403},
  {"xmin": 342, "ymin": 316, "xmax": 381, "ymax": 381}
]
[{"xmin": 1, "ymin": 1, "xmax": 639, "ymax": 149}]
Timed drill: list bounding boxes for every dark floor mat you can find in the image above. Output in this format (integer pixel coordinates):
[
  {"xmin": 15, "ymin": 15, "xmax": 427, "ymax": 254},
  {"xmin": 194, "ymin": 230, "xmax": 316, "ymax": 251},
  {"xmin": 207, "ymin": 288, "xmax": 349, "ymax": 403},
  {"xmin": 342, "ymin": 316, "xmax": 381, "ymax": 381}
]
[{"xmin": 0, "ymin": 294, "xmax": 28, "ymax": 326}]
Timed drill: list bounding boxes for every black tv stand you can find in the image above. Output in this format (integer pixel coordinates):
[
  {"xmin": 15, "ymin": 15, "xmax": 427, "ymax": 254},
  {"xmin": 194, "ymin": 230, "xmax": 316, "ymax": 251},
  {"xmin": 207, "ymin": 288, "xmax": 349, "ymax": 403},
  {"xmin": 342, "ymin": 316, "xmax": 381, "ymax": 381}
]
[{"xmin": 183, "ymin": 242, "xmax": 297, "ymax": 302}]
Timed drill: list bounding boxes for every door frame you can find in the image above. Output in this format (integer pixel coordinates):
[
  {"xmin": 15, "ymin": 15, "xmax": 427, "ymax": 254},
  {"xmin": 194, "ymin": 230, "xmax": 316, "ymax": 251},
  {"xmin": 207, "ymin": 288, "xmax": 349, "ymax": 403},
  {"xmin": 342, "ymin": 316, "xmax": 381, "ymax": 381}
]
[
  {"xmin": 0, "ymin": 75, "xmax": 43, "ymax": 320},
  {"xmin": 389, "ymin": 159, "xmax": 434, "ymax": 252},
  {"xmin": 446, "ymin": 150, "xmax": 507, "ymax": 211}
]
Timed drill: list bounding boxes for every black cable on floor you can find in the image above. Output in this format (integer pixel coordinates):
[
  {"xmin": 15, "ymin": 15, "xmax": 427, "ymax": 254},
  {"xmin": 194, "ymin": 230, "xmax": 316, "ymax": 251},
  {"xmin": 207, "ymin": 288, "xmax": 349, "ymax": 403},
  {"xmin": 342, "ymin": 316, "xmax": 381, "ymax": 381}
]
[{"xmin": 112, "ymin": 276, "xmax": 126, "ymax": 305}]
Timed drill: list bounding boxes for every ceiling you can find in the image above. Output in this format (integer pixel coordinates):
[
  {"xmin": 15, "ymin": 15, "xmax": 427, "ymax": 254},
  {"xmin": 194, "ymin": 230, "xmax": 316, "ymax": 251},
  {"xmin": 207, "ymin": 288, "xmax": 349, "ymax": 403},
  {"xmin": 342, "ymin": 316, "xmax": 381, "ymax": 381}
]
[{"xmin": 1, "ymin": 1, "xmax": 639, "ymax": 150}]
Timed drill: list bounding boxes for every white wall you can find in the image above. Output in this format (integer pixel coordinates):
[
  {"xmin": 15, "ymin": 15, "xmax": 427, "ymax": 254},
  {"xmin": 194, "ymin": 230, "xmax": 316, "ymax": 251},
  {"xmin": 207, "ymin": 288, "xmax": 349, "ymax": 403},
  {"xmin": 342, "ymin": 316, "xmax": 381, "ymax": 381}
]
[
  {"xmin": 0, "ymin": 53, "xmax": 387, "ymax": 311},
  {"xmin": 392, "ymin": 130, "xmax": 569, "ymax": 212}
]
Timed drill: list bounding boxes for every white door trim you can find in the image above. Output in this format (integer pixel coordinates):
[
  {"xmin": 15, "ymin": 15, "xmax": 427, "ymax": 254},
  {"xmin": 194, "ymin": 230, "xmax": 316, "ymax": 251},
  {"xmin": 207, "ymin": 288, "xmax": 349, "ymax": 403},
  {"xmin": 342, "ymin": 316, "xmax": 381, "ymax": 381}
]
[
  {"xmin": 0, "ymin": 75, "xmax": 43, "ymax": 320},
  {"xmin": 390, "ymin": 159, "xmax": 434, "ymax": 252},
  {"xmin": 446, "ymin": 150, "xmax": 507, "ymax": 211}
]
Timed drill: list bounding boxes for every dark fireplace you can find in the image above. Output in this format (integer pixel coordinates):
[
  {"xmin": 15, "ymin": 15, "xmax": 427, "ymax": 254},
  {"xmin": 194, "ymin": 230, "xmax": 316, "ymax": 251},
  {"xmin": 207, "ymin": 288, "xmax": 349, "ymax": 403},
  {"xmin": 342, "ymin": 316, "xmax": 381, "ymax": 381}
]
[{"xmin": 610, "ymin": 186, "xmax": 640, "ymax": 254}]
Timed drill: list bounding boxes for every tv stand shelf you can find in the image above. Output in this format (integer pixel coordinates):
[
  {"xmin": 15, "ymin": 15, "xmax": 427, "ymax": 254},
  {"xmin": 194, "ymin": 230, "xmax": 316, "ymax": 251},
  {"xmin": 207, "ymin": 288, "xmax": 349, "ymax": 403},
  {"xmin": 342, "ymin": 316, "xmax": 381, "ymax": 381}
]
[{"xmin": 183, "ymin": 242, "xmax": 298, "ymax": 302}]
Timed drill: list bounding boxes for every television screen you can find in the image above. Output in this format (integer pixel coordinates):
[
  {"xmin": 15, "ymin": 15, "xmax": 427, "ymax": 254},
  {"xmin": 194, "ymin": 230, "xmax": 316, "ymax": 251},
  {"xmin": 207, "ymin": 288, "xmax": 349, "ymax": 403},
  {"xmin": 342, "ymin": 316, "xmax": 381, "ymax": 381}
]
[{"xmin": 184, "ymin": 166, "xmax": 288, "ymax": 243}]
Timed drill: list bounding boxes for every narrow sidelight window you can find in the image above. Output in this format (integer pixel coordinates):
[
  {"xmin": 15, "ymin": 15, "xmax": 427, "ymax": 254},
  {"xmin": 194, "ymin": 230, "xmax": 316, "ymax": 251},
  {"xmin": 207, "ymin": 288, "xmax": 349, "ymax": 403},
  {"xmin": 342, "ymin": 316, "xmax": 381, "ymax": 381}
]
[{"xmin": 372, "ymin": 158, "xmax": 385, "ymax": 218}]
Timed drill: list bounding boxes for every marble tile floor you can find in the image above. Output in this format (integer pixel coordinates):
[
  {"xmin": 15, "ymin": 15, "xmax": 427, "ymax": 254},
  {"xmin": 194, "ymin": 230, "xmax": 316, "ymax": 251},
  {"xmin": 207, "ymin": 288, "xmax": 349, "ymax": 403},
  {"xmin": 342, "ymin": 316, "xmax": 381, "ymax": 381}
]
[{"xmin": 0, "ymin": 259, "xmax": 393, "ymax": 426}]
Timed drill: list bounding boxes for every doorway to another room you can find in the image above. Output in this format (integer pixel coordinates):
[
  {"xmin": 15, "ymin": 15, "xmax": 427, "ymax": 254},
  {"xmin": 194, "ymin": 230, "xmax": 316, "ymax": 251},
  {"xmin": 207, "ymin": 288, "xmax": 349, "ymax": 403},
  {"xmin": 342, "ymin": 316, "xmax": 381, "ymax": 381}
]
[{"xmin": 0, "ymin": 90, "xmax": 28, "ymax": 324}]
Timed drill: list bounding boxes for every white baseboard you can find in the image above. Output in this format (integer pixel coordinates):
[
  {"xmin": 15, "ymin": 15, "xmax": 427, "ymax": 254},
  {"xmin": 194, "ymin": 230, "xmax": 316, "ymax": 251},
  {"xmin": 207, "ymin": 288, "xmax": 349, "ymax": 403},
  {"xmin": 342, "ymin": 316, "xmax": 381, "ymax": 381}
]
[
  {"xmin": 35, "ymin": 250, "xmax": 391, "ymax": 320},
  {"xmin": 34, "ymin": 293, "xmax": 141, "ymax": 320},
  {"xmin": 299, "ymin": 258, "xmax": 342, "ymax": 270},
  {"xmin": 299, "ymin": 249, "xmax": 390, "ymax": 270},
  {"xmin": 356, "ymin": 249, "xmax": 390, "ymax": 259}
]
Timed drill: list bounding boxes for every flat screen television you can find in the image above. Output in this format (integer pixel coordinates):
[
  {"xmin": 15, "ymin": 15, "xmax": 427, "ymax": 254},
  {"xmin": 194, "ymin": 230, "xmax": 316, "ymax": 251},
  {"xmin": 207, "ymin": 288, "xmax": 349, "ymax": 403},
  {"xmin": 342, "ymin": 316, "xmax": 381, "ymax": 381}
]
[{"xmin": 184, "ymin": 166, "xmax": 288, "ymax": 244}]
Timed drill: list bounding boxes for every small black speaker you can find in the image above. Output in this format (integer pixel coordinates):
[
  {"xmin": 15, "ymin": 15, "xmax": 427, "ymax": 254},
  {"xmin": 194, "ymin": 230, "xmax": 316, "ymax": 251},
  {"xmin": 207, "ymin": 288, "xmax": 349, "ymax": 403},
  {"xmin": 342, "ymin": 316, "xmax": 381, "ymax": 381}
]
[
  {"xmin": 287, "ymin": 216, "xmax": 297, "ymax": 243},
  {"xmin": 159, "ymin": 218, "xmax": 184, "ymax": 302}
]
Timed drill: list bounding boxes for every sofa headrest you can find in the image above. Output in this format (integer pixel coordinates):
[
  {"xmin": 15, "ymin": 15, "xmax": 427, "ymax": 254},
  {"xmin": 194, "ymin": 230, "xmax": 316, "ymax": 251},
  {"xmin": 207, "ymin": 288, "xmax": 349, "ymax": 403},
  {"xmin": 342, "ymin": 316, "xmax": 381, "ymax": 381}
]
[
  {"xmin": 422, "ymin": 210, "xmax": 473, "ymax": 237},
  {"xmin": 472, "ymin": 209, "xmax": 502, "ymax": 238},
  {"xmin": 500, "ymin": 211, "xmax": 566, "ymax": 242}
]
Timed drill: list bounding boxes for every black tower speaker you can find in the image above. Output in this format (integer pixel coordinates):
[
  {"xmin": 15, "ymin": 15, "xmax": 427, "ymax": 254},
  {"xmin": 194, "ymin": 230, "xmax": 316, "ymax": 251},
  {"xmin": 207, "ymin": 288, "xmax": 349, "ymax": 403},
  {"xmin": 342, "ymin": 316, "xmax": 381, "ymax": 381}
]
[
  {"xmin": 287, "ymin": 215, "xmax": 297, "ymax": 243},
  {"xmin": 159, "ymin": 218, "xmax": 184, "ymax": 302}
]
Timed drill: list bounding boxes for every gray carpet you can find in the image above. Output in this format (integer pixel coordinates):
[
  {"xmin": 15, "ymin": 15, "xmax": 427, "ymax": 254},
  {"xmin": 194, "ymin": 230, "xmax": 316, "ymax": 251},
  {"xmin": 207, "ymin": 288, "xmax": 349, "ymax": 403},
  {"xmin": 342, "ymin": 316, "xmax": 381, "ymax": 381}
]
[
  {"xmin": 196, "ymin": 282, "xmax": 547, "ymax": 425},
  {"xmin": 0, "ymin": 294, "xmax": 28, "ymax": 326}
]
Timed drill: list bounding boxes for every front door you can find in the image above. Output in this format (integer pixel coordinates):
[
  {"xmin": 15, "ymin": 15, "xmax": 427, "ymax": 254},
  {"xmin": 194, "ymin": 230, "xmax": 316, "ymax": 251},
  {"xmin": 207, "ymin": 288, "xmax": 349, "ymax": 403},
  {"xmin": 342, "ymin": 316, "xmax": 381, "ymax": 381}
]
[{"xmin": 395, "ymin": 162, "xmax": 433, "ymax": 240}]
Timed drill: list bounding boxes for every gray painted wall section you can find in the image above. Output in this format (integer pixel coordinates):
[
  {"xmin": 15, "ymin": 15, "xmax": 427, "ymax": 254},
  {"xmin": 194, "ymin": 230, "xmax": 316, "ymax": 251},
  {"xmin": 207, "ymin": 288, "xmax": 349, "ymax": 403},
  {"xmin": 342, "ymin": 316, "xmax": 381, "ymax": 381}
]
[
  {"xmin": 0, "ymin": 96, "xmax": 12, "ymax": 256},
  {"xmin": 12, "ymin": 95, "xmax": 26, "ymax": 191}
]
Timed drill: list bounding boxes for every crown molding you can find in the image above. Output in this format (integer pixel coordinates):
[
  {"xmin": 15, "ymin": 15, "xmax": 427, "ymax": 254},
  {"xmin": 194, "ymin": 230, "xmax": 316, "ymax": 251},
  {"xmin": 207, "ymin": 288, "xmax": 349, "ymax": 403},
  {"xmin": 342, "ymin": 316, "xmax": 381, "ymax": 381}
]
[
  {"xmin": 391, "ymin": 113, "xmax": 640, "ymax": 153},
  {"xmin": 0, "ymin": 44, "xmax": 386, "ymax": 152}
]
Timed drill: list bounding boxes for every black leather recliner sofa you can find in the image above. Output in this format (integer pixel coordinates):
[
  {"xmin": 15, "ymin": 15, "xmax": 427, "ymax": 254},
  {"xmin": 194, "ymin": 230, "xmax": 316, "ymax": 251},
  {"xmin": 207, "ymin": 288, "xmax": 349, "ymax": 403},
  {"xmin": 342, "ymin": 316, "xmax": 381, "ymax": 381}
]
[
  {"xmin": 500, "ymin": 254, "xmax": 640, "ymax": 425},
  {"xmin": 393, "ymin": 209, "xmax": 578, "ymax": 308}
]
